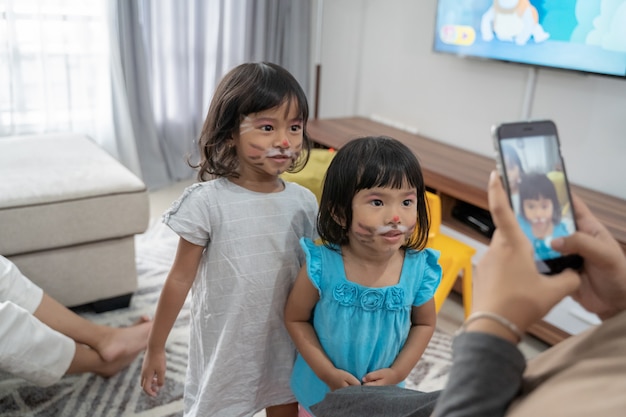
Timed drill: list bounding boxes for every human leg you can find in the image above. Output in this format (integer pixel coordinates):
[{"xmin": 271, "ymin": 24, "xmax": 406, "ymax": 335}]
[
  {"xmin": 66, "ymin": 339, "xmax": 143, "ymax": 378},
  {"xmin": 1, "ymin": 254, "xmax": 151, "ymax": 363},
  {"xmin": 33, "ymin": 292, "xmax": 151, "ymax": 362},
  {"xmin": 1, "ymin": 299, "xmax": 145, "ymax": 386},
  {"xmin": 1, "ymin": 254, "xmax": 151, "ymax": 379},
  {"xmin": 266, "ymin": 402, "xmax": 299, "ymax": 417}
]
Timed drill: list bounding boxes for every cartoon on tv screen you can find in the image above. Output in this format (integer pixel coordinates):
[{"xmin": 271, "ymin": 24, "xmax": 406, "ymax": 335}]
[{"xmin": 433, "ymin": 0, "xmax": 626, "ymax": 77}]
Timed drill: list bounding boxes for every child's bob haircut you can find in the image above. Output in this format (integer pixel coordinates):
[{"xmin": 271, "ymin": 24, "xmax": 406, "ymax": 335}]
[
  {"xmin": 519, "ymin": 173, "xmax": 562, "ymax": 224},
  {"xmin": 318, "ymin": 136, "xmax": 430, "ymax": 251},
  {"xmin": 194, "ymin": 62, "xmax": 311, "ymax": 181}
]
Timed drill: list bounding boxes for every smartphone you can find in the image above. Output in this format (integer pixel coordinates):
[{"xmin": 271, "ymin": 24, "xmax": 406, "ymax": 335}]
[{"xmin": 493, "ymin": 120, "xmax": 583, "ymax": 275}]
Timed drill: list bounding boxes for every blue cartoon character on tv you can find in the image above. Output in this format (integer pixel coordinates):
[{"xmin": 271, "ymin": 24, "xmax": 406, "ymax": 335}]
[{"xmin": 481, "ymin": 0, "xmax": 550, "ymax": 45}]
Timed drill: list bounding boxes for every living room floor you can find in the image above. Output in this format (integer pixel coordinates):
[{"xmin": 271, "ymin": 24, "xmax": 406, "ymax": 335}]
[{"xmin": 148, "ymin": 179, "xmax": 550, "ymax": 416}]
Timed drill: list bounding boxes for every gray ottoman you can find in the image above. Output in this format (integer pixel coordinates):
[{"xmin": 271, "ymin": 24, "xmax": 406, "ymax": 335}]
[{"xmin": 0, "ymin": 133, "xmax": 150, "ymax": 311}]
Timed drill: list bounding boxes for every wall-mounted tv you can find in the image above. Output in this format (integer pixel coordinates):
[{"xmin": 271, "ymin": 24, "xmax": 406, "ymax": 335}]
[{"xmin": 433, "ymin": 0, "xmax": 626, "ymax": 78}]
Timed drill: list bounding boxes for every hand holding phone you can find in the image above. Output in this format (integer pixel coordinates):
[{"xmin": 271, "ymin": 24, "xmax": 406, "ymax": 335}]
[{"xmin": 493, "ymin": 120, "xmax": 583, "ymax": 275}]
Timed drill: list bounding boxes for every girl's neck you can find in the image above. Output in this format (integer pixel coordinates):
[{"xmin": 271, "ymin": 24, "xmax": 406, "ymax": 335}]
[
  {"xmin": 228, "ymin": 175, "xmax": 284, "ymax": 193},
  {"xmin": 341, "ymin": 244, "xmax": 404, "ymax": 287}
]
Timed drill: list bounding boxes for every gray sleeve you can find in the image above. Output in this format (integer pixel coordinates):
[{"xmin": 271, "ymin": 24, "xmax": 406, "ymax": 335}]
[
  {"xmin": 432, "ymin": 332, "xmax": 526, "ymax": 417},
  {"xmin": 310, "ymin": 332, "xmax": 525, "ymax": 417},
  {"xmin": 162, "ymin": 183, "xmax": 210, "ymax": 247},
  {"xmin": 311, "ymin": 386, "xmax": 440, "ymax": 417}
]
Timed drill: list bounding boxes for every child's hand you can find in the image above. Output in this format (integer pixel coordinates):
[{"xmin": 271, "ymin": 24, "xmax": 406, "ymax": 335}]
[
  {"xmin": 323, "ymin": 368, "xmax": 361, "ymax": 391},
  {"xmin": 362, "ymin": 368, "xmax": 403, "ymax": 386},
  {"xmin": 140, "ymin": 348, "xmax": 167, "ymax": 397}
]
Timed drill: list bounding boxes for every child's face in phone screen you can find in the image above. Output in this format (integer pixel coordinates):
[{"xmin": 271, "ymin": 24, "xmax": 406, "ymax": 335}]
[{"xmin": 523, "ymin": 196, "xmax": 554, "ymax": 238}]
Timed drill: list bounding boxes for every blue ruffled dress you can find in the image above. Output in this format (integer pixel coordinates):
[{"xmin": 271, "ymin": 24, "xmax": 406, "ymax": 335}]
[
  {"xmin": 291, "ymin": 237, "xmax": 442, "ymax": 412},
  {"xmin": 518, "ymin": 216, "xmax": 570, "ymax": 260}
]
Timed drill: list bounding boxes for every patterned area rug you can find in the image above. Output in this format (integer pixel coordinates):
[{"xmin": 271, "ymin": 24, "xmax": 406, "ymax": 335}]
[{"xmin": 0, "ymin": 222, "xmax": 452, "ymax": 417}]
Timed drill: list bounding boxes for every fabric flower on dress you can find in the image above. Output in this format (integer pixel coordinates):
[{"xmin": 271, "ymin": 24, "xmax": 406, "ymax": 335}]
[
  {"xmin": 332, "ymin": 283, "xmax": 406, "ymax": 311},
  {"xmin": 360, "ymin": 289, "xmax": 385, "ymax": 311},
  {"xmin": 333, "ymin": 283, "xmax": 358, "ymax": 306},
  {"xmin": 385, "ymin": 287, "xmax": 405, "ymax": 310}
]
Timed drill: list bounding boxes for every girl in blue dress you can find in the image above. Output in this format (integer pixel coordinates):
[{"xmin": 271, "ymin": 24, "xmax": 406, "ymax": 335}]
[{"xmin": 284, "ymin": 136, "xmax": 442, "ymax": 416}]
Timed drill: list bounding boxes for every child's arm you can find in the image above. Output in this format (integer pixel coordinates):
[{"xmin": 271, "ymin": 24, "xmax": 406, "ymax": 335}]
[
  {"xmin": 362, "ymin": 298, "xmax": 437, "ymax": 386},
  {"xmin": 140, "ymin": 237, "xmax": 204, "ymax": 396},
  {"xmin": 285, "ymin": 265, "xmax": 362, "ymax": 390}
]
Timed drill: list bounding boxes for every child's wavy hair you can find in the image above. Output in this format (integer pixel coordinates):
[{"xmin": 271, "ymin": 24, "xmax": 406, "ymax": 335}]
[
  {"xmin": 519, "ymin": 173, "xmax": 562, "ymax": 224},
  {"xmin": 318, "ymin": 136, "xmax": 430, "ymax": 251},
  {"xmin": 192, "ymin": 62, "xmax": 311, "ymax": 181}
]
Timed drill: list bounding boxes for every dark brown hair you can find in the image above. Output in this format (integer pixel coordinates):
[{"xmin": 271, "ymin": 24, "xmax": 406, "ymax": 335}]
[
  {"xmin": 192, "ymin": 62, "xmax": 311, "ymax": 181},
  {"xmin": 317, "ymin": 136, "xmax": 430, "ymax": 251}
]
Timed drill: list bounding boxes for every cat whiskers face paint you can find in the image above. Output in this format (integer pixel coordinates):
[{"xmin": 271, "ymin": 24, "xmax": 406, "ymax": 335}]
[
  {"xmin": 353, "ymin": 222, "xmax": 377, "ymax": 243},
  {"xmin": 353, "ymin": 222, "xmax": 414, "ymax": 244},
  {"xmin": 266, "ymin": 148, "xmax": 297, "ymax": 159},
  {"xmin": 239, "ymin": 116, "xmax": 254, "ymax": 135},
  {"xmin": 246, "ymin": 143, "xmax": 300, "ymax": 170},
  {"xmin": 376, "ymin": 225, "xmax": 409, "ymax": 235},
  {"xmin": 247, "ymin": 143, "xmax": 267, "ymax": 162}
]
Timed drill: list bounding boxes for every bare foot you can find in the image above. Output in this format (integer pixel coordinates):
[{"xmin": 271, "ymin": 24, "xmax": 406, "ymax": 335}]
[
  {"xmin": 96, "ymin": 315, "xmax": 152, "ymax": 363},
  {"xmin": 92, "ymin": 345, "xmax": 144, "ymax": 378}
]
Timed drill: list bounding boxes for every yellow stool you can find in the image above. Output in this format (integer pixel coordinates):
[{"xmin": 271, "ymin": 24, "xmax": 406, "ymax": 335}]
[
  {"xmin": 281, "ymin": 148, "xmax": 335, "ymax": 203},
  {"xmin": 425, "ymin": 191, "xmax": 476, "ymax": 318}
]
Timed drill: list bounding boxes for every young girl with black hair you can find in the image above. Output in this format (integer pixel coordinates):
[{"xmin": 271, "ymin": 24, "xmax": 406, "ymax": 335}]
[
  {"xmin": 284, "ymin": 136, "xmax": 442, "ymax": 416},
  {"xmin": 518, "ymin": 173, "xmax": 571, "ymax": 260},
  {"xmin": 140, "ymin": 62, "xmax": 318, "ymax": 417}
]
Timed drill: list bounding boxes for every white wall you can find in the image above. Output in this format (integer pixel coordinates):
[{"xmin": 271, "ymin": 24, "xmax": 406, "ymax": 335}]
[{"xmin": 316, "ymin": 0, "xmax": 626, "ymax": 200}]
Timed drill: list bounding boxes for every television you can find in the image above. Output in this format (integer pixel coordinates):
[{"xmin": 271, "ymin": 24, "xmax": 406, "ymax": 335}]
[{"xmin": 433, "ymin": 0, "xmax": 626, "ymax": 78}]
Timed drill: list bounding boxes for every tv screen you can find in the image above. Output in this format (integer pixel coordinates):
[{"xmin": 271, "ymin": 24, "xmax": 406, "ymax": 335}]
[{"xmin": 433, "ymin": 0, "xmax": 626, "ymax": 78}]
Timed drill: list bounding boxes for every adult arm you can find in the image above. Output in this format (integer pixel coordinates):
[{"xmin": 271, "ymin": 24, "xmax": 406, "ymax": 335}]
[
  {"xmin": 433, "ymin": 171, "xmax": 580, "ymax": 415},
  {"xmin": 431, "ymin": 332, "xmax": 525, "ymax": 417},
  {"xmin": 311, "ymin": 331, "xmax": 524, "ymax": 417},
  {"xmin": 311, "ymin": 385, "xmax": 440, "ymax": 417}
]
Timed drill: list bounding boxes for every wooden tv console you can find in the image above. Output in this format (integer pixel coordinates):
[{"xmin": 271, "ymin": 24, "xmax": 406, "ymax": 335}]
[{"xmin": 307, "ymin": 117, "xmax": 626, "ymax": 345}]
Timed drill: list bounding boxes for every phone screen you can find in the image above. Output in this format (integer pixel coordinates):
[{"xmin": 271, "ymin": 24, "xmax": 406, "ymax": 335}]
[{"xmin": 494, "ymin": 120, "xmax": 583, "ymax": 274}]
